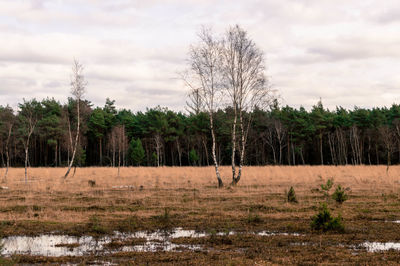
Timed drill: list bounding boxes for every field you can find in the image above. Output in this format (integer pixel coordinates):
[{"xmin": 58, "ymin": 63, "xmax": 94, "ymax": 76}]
[{"xmin": 0, "ymin": 166, "xmax": 399, "ymax": 265}]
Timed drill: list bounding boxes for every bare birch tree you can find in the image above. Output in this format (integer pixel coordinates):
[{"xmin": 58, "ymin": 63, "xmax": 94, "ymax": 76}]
[
  {"xmin": 186, "ymin": 87, "xmax": 204, "ymax": 115},
  {"xmin": 65, "ymin": 59, "xmax": 86, "ymax": 178},
  {"xmin": 221, "ymin": 25, "xmax": 271, "ymax": 185},
  {"xmin": 0, "ymin": 106, "xmax": 14, "ymax": 182},
  {"xmin": 109, "ymin": 124, "xmax": 128, "ymax": 176},
  {"xmin": 185, "ymin": 27, "xmax": 224, "ymax": 187},
  {"xmin": 18, "ymin": 99, "xmax": 40, "ymax": 183},
  {"xmin": 379, "ymin": 125, "xmax": 395, "ymax": 173}
]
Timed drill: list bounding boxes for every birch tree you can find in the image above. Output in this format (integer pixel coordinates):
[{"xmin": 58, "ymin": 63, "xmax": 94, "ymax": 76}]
[
  {"xmin": 379, "ymin": 125, "xmax": 395, "ymax": 172},
  {"xmin": 221, "ymin": 25, "xmax": 271, "ymax": 185},
  {"xmin": 110, "ymin": 124, "xmax": 128, "ymax": 175},
  {"xmin": 185, "ymin": 27, "xmax": 224, "ymax": 187},
  {"xmin": 0, "ymin": 106, "xmax": 14, "ymax": 182},
  {"xmin": 65, "ymin": 59, "xmax": 86, "ymax": 178},
  {"xmin": 18, "ymin": 99, "xmax": 40, "ymax": 183},
  {"xmin": 186, "ymin": 87, "xmax": 204, "ymax": 115}
]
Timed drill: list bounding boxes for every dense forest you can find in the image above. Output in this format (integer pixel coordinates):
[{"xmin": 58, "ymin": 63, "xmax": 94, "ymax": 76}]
[{"xmin": 1, "ymin": 97, "xmax": 400, "ymax": 168}]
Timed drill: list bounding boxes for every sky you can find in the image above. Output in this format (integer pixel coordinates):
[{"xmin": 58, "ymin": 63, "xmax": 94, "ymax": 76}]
[{"xmin": 0, "ymin": 0, "xmax": 399, "ymax": 112}]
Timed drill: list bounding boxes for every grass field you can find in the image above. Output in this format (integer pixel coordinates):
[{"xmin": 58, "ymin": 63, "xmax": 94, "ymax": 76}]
[{"xmin": 0, "ymin": 166, "xmax": 400, "ymax": 264}]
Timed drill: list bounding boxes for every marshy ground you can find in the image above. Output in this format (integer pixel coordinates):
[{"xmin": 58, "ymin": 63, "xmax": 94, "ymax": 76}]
[{"xmin": 0, "ymin": 166, "xmax": 399, "ymax": 265}]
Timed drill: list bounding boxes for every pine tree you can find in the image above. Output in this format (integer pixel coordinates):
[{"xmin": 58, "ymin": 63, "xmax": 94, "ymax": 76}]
[{"xmin": 130, "ymin": 138, "xmax": 145, "ymax": 166}]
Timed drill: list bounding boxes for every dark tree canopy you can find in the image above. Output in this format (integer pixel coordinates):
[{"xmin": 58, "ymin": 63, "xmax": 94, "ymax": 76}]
[{"xmin": 1, "ymin": 97, "xmax": 400, "ymax": 168}]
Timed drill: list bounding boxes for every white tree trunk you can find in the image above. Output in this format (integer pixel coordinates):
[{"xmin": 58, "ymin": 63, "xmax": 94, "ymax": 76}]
[
  {"xmin": 210, "ymin": 112, "xmax": 223, "ymax": 187},
  {"xmin": 65, "ymin": 99, "xmax": 80, "ymax": 178}
]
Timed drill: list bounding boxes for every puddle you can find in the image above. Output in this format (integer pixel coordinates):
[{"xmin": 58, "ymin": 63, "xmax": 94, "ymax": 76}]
[
  {"xmin": 0, "ymin": 228, "xmax": 302, "ymax": 257},
  {"xmin": 111, "ymin": 185, "xmax": 134, "ymax": 189},
  {"xmin": 257, "ymin": 231, "xmax": 302, "ymax": 236},
  {"xmin": 0, "ymin": 228, "xmax": 204, "ymax": 257},
  {"xmin": 382, "ymin": 220, "xmax": 400, "ymax": 224},
  {"xmin": 361, "ymin": 242, "xmax": 400, "ymax": 252}
]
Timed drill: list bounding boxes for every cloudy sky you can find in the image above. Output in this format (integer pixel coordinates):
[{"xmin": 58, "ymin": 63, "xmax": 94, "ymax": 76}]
[{"xmin": 0, "ymin": 0, "xmax": 399, "ymax": 112}]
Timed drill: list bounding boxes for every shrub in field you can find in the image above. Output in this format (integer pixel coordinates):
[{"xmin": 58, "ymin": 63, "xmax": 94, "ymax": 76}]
[
  {"xmin": 332, "ymin": 185, "xmax": 348, "ymax": 204},
  {"xmin": 311, "ymin": 203, "xmax": 344, "ymax": 232},
  {"xmin": 88, "ymin": 180, "xmax": 96, "ymax": 187},
  {"xmin": 320, "ymin": 178, "xmax": 334, "ymax": 197},
  {"xmin": 287, "ymin": 186, "xmax": 298, "ymax": 203}
]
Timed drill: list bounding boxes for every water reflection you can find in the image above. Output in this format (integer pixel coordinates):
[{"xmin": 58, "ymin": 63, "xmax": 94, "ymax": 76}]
[
  {"xmin": 0, "ymin": 228, "xmax": 205, "ymax": 257},
  {"xmin": 0, "ymin": 228, "xmax": 303, "ymax": 257},
  {"xmin": 361, "ymin": 241, "xmax": 400, "ymax": 252}
]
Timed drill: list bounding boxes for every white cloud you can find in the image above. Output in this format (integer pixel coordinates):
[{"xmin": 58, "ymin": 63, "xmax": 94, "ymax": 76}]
[{"xmin": 0, "ymin": 0, "xmax": 399, "ymax": 111}]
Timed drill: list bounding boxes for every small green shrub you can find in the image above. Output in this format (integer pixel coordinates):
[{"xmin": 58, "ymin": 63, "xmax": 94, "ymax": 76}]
[
  {"xmin": 311, "ymin": 203, "xmax": 344, "ymax": 232},
  {"xmin": 332, "ymin": 185, "xmax": 348, "ymax": 204},
  {"xmin": 321, "ymin": 178, "xmax": 333, "ymax": 195},
  {"xmin": 320, "ymin": 178, "xmax": 334, "ymax": 197},
  {"xmin": 287, "ymin": 186, "xmax": 298, "ymax": 203}
]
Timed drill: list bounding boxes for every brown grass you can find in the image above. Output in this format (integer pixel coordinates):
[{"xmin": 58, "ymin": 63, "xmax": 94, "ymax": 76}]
[
  {"xmin": 0, "ymin": 166, "xmax": 399, "ymax": 264},
  {"xmin": 1, "ymin": 165, "xmax": 399, "ymax": 192}
]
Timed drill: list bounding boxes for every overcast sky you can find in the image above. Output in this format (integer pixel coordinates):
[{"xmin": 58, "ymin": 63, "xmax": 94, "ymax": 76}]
[{"xmin": 0, "ymin": 0, "xmax": 399, "ymax": 112}]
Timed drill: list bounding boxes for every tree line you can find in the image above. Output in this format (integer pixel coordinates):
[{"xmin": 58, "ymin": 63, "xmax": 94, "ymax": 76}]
[{"xmin": 1, "ymin": 98, "xmax": 400, "ymax": 171}]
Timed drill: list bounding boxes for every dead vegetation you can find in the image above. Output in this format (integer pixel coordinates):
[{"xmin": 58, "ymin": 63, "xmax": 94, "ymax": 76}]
[{"xmin": 0, "ymin": 166, "xmax": 399, "ymax": 264}]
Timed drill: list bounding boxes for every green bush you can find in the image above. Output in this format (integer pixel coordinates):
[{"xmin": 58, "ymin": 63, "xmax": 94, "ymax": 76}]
[
  {"xmin": 287, "ymin": 186, "xmax": 298, "ymax": 203},
  {"xmin": 320, "ymin": 178, "xmax": 334, "ymax": 197},
  {"xmin": 332, "ymin": 185, "xmax": 348, "ymax": 204},
  {"xmin": 311, "ymin": 203, "xmax": 344, "ymax": 232}
]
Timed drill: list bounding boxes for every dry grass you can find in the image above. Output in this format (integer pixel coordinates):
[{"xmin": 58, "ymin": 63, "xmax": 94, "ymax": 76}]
[
  {"xmin": 0, "ymin": 165, "xmax": 399, "ymax": 224},
  {"xmin": 1, "ymin": 165, "xmax": 399, "ymax": 192},
  {"xmin": 0, "ymin": 166, "xmax": 399, "ymax": 264}
]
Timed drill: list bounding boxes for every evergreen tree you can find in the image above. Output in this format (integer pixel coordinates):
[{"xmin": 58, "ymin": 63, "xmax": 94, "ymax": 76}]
[
  {"xmin": 189, "ymin": 149, "xmax": 199, "ymax": 166},
  {"xmin": 130, "ymin": 138, "xmax": 145, "ymax": 166},
  {"xmin": 88, "ymin": 108, "xmax": 106, "ymax": 165}
]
